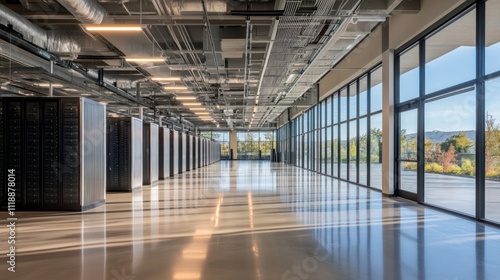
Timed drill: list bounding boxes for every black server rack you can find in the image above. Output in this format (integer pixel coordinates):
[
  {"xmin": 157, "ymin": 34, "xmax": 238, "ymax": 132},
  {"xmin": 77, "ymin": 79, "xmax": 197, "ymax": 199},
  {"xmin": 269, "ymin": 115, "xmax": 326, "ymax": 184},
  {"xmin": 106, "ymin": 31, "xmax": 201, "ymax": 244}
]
[
  {"xmin": 0, "ymin": 97, "xmax": 106, "ymax": 211},
  {"xmin": 182, "ymin": 133, "xmax": 187, "ymax": 172},
  {"xmin": 193, "ymin": 136, "xmax": 198, "ymax": 170},
  {"xmin": 178, "ymin": 132, "xmax": 183, "ymax": 174},
  {"xmin": 170, "ymin": 130, "xmax": 179, "ymax": 176},
  {"xmin": 107, "ymin": 117, "xmax": 143, "ymax": 191},
  {"xmin": 159, "ymin": 127, "xmax": 170, "ymax": 179},
  {"xmin": 143, "ymin": 123, "xmax": 159, "ymax": 185},
  {"xmin": 186, "ymin": 135, "xmax": 191, "ymax": 171}
]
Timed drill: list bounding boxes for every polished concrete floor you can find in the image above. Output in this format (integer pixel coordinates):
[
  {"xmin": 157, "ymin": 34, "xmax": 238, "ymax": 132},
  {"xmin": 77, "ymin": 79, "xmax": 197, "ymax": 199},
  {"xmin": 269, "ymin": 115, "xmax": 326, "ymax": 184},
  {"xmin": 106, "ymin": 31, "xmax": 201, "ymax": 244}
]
[{"xmin": 2, "ymin": 161, "xmax": 500, "ymax": 280}]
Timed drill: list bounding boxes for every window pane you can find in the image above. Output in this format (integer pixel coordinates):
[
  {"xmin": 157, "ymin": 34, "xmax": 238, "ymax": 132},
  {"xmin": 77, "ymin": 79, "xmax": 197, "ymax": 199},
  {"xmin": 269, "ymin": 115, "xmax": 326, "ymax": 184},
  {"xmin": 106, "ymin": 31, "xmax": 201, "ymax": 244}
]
[
  {"xmin": 333, "ymin": 93, "xmax": 339, "ymax": 124},
  {"xmin": 485, "ymin": 77, "xmax": 500, "ymax": 222},
  {"xmin": 321, "ymin": 128, "xmax": 326, "ymax": 173},
  {"xmin": 485, "ymin": 0, "xmax": 500, "ymax": 75},
  {"xmin": 399, "ymin": 109, "xmax": 418, "ymax": 193},
  {"xmin": 340, "ymin": 123, "xmax": 348, "ymax": 179},
  {"xmin": 326, "ymin": 126, "xmax": 332, "ymax": 176},
  {"xmin": 425, "ymin": 9, "xmax": 476, "ymax": 94},
  {"xmin": 370, "ymin": 67, "xmax": 383, "ymax": 112},
  {"xmin": 424, "ymin": 88, "xmax": 476, "ymax": 215},
  {"xmin": 340, "ymin": 88, "xmax": 348, "ymax": 122},
  {"xmin": 359, "ymin": 117, "xmax": 368, "ymax": 186},
  {"xmin": 349, "ymin": 82, "xmax": 358, "ymax": 119},
  {"xmin": 326, "ymin": 97, "xmax": 332, "ymax": 126},
  {"xmin": 333, "ymin": 125, "xmax": 339, "ymax": 178},
  {"xmin": 349, "ymin": 120, "xmax": 358, "ymax": 182},
  {"xmin": 370, "ymin": 113, "xmax": 383, "ymax": 189},
  {"xmin": 359, "ymin": 76, "xmax": 368, "ymax": 116},
  {"xmin": 399, "ymin": 44, "xmax": 420, "ymax": 102}
]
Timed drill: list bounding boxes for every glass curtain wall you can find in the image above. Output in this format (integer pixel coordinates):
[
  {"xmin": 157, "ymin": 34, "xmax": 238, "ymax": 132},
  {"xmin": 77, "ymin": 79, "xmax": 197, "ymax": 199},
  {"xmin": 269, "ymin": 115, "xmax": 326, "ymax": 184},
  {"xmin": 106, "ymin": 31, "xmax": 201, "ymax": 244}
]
[
  {"xmin": 395, "ymin": 0, "xmax": 500, "ymax": 223},
  {"xmin": 278, "ymin": 64, "xmax": 383, "ymax": 189},
  {"xmin": 237, "ymin": 131, "xmax": 275, "ymax": 160}
]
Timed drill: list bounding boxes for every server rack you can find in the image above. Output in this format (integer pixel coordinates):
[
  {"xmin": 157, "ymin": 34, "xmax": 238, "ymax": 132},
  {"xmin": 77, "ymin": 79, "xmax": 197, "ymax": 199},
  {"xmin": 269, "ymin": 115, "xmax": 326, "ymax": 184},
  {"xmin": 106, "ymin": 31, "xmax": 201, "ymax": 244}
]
[
  {"xmin": 159, "ymin": 127, "xmax": 170, "ymax": 179},
  {"xmin": 106, "ymin": 117, "xmax": 143, "ymax": 191},
  {"xmin": 193, "ymin": 136, "xmax": 198, "ymax": 170},
  {"xmin": 143, "ymin": 123, "xmax": 159, "ymax": 185},
  {"xmin": 179, "ymin": 132, "xmax": 187, "ymax": 173},
  {"xmin": 186, "ymin": 135, "xmax": 193, "ymax": 171},
  {"xmin": 0, "ymin": 97, "xmax": 106, "ymax": 211},
  {"xmin": 170, "ymin": 130, "xmax": 179, "ymax": 176}
]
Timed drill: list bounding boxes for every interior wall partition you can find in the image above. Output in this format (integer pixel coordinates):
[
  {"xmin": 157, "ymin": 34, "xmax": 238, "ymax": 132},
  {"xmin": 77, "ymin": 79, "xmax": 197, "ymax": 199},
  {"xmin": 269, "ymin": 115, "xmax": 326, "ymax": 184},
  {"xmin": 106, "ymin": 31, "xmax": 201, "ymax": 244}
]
[
  {"xmin": 0, "ymin": 97, "xmax": 106, "ymax": 211},
  {"xmin": 159, "ymin": 127, "xmax": 170, "ymax": 179},
  {"xmin": 143, "ymin": 123, "xmax": 159, "ymax": 185},
  {"xmin": 107, "ymin": 117, "xmax": 143, "ymax": 191}
]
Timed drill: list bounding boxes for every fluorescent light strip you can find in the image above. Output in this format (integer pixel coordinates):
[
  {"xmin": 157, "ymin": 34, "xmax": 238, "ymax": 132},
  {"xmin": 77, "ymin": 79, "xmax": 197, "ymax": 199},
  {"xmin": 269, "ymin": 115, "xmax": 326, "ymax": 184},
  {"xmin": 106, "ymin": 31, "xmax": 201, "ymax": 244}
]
[
  {"xmin": 182, "ymin": 102, "xmax": 202, "ymax": 106},
  {"xmin": 176, "ymin": 96, "xmax": 197, "ymax": 100},
  {"xmin": 37, "ymin": 83, "xmax": 63, "ymax": 88},
  {"xmin": 189, "ymin": 108, "xmax": 206, "ymax": 111},
  {"xmin": 151, "ymin": 77, "xmax": 182, "ymax": 82},
  {"xmin": 126, "ymin": 57, "xmax": 165, "ymax": 62},
  {"xmin": 85, "ymin": 25, "xmax": 143, "ymax": 31},
  {"xmin": 164, "ymin": 86, "xmax": 188, "ymax": 90},
  {"xmin": 195, "ymin": 112, "xmax": 210, "ymax": 115}
]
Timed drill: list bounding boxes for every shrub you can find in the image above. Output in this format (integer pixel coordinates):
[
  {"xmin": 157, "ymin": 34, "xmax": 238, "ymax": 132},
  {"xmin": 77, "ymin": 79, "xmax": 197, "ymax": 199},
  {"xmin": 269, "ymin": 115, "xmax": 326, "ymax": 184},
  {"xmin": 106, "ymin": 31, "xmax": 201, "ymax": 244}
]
[
  {"xmin": 460, "ymin": 159, "xmax": 475, "ymax": 176},
  {"xmin": 486, "ymin": 171, "xmax": 500, "ymax": 179},
  {"xmin": 404, "ymin": 162, "xmax": 417, "ymax": 171},
  {"xmin": 445, "ymin": 164, "xmax": 462, "ymax": 175},
  {"xmin": 425, "ymin": 162, "xmax": 443, "ymax": 173}
]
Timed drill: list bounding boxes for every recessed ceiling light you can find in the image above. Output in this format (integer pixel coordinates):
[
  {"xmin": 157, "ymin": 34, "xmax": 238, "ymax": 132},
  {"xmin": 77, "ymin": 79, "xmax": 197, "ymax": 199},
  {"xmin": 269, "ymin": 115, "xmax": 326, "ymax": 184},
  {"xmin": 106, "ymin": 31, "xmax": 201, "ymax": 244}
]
[{"xmin": 85, "ymin": 25, "xmax": 143, "ymax": 32}]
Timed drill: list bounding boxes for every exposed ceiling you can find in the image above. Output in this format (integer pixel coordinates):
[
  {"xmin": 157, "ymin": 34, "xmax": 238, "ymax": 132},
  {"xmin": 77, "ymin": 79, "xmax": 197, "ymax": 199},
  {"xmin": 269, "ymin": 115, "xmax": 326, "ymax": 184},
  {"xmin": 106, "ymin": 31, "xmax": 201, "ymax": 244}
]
[{"xmin": 0, "ymin": 0, "xmax": 419, "ymax": 130}]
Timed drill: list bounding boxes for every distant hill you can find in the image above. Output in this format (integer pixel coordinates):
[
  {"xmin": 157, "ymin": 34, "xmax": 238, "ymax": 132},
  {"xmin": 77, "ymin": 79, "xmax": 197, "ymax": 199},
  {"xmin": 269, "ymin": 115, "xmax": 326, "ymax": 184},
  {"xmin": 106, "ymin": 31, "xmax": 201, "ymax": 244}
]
[{"xmin": 407, "ymin": 130, "xmax": 476, "ymax": 144}]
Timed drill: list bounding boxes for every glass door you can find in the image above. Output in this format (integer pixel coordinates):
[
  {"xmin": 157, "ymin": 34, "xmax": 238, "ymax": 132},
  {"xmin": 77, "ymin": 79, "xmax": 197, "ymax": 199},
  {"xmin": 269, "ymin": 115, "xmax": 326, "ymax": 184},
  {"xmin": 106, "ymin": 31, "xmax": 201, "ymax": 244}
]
[{"xmin": 397, "ymin": 107, "xmax": 419, "ymax": 200}]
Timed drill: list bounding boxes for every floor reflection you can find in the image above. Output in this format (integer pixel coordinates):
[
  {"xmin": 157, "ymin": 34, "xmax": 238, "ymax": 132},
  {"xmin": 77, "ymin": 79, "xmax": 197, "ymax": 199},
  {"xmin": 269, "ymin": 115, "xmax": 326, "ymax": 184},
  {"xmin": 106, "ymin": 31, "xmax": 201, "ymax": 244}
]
[{"xmin": 2, "ymin": 161, "xmax": 500, "ymax": 280}]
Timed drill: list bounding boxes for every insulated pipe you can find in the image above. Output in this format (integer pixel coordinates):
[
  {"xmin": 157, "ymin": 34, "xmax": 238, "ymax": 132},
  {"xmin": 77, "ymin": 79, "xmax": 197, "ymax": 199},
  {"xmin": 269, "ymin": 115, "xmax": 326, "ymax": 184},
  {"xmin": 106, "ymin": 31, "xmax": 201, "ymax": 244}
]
[
  {"xmin": 0, "ymin": 3, "xmax": 80, "ymax": 53},
  {"xmin": 55, "ymin": 0, "xmax": 110, "ymax": 24}
]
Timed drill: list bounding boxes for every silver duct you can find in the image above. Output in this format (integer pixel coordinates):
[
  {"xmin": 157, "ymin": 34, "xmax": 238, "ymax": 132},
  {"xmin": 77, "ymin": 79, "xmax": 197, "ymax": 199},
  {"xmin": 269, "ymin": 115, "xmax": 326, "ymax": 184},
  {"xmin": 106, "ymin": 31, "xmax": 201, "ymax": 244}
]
[
  {"xmin": 0, "ymin": 4, "xmax": 80, "ymax": 53},
  {"xmin": 56, "ymin": 0, "xmax": 110, "ymax": 24}
]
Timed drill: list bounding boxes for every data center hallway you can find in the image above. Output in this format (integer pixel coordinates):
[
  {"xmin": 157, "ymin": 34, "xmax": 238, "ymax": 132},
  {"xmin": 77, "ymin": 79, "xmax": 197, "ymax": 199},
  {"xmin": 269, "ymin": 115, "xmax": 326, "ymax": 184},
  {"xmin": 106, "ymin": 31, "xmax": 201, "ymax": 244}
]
[{"xmin": 3, "ymin": 161, "xmax": 500, "ymax": 280}]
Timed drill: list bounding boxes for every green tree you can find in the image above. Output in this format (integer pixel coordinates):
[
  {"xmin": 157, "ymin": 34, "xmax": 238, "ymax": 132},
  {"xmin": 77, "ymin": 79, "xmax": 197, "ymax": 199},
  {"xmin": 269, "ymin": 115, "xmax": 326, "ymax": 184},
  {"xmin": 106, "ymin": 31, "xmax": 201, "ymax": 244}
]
[
  {"xmin": 441, "ymin": 132, "xmax": 473, "ymax": 153},
  {"xmin": 371, "ymin": 128, "xmax": 382, "ymax": 163},
  {"xmin": 486, "ymin": 114, "xmax": 500, "ymax": 173}
]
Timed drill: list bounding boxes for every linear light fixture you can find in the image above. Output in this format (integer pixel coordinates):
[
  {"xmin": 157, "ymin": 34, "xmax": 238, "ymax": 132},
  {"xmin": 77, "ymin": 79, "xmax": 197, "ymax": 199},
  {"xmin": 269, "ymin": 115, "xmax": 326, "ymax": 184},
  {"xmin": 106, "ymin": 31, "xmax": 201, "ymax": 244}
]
[
  {"xmin": 151, "ymin": 77, "xmax": 182, "ymax": 82},
  {"xmin": 189, "ymin": 108, "xmax": 206, "ymax": 111},
  {"xmin": 126, "ymin": 57, "xmax": 165, "ymax": 63},
  {"xmin": 194, "ymin": 112, "xmax": 210, "ymax": 115},
  {"xmin": 176, "ymin": 96, "xmax": 197, "ymax": 100},
  {"xmin": 182, "ymin": 102, "xmax": 202, "ymax": 106},
  {"xmin": 85, "ymin": 25, "xmax": 143, "ymax": 32},
  {"xmin": 164, "ymin": 86, "xmax": 188, "ymax": 90},
  {"xmin": 36, "ymin": 83, "xmax": 63, "ymax": 88}
]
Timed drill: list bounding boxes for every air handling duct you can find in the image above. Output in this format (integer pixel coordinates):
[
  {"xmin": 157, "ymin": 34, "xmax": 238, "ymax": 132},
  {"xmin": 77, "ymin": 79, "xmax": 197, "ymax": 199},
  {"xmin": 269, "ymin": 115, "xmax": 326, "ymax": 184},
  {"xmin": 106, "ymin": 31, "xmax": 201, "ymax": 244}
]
[
  {"xmin": 0, "ymin": 3, "xmax": 80, "ymax": 53},
  {"xmin": 56, "ymin": 0, "xmax": 110, "ymax": 24}
]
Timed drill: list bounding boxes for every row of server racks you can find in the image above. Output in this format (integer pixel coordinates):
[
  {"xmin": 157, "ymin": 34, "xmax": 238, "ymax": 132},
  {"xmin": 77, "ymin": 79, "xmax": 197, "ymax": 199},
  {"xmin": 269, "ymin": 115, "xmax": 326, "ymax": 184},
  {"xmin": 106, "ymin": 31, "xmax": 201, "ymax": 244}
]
[
  {"xmin": 106, "ymin": 119, "xmax": 222, "ymax": 192},
  {"xmin": 0, "ymin": 96, "xmax": 221, "ymax": 211}
]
